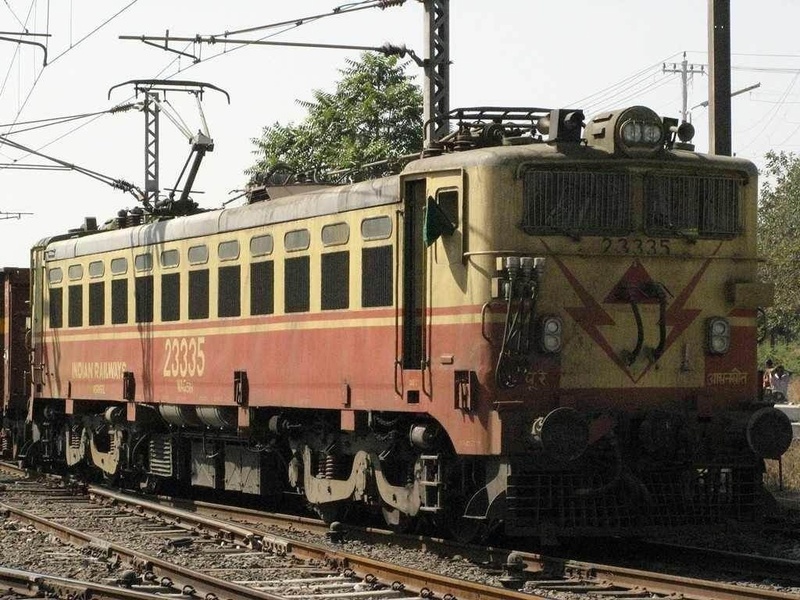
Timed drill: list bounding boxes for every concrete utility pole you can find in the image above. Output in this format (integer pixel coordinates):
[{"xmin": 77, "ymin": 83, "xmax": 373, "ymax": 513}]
[
  {"xmin": 708, "ymin": 0, "xmax": 732, "ymax": 155},
  {"xmin": 423, "ymin": 0, "xmax": 450, "ymax": 145},
  {"xmin": 663, "ymin": 53, "xmax": 705, "ymax": 123}
]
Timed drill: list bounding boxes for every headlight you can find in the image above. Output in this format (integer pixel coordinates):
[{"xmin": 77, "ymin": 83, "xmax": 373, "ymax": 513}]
[
  {"xmin": 615, "ymin": 106, "xmax": 664, "ymax": 156},
  {"xmin": 620, "ymin": 119, "xmax": 663, "ymax": 145},
  {"xmin": 540, "ymin": 316, "xmax": 563, "ymax": 353},
  {"xmin": 643, "ymin": 123, "xmax": 662, "ymax": 143},
  {"xmin": 706, "ymin": 317, "xmax": 730, "ymax": 354},
  {"xmin": 621, "ymin": 121, "xmax": 641, "ymax": 143}
]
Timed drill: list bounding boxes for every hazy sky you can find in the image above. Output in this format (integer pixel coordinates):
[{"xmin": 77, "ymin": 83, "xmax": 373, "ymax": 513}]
[{"xmin": 0, "ymin": 0, "xmax": 797, "ymax": 266}]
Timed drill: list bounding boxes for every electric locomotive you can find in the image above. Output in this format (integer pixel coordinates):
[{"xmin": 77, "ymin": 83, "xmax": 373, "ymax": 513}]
[{"xmin": 3, "ymin": 105, "xmax": 792, "ymax": 539}]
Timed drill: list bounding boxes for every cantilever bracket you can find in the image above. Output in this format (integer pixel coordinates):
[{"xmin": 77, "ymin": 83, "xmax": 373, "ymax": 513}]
[
  {"xmin": 108, "ymin": 79, "xmax": 230, "ymax": 104},
  {"xmin": 0, "ymin": 36, "xmax": 47, "ymax": 66}
]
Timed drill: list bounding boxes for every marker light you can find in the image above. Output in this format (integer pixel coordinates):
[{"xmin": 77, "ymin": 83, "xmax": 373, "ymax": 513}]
[
  {"xmin": 541, "ymin": 316, "xmax": 563, "ymax": 353},
  {"xmin": 706, "ymin": 317, "xmax": 731, "ymax": 355}
]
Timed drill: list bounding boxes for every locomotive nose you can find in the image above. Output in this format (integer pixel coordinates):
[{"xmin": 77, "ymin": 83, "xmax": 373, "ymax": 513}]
[{"xmin": 746, "ymin": 406, "xmax": 794, "ymax": 459}]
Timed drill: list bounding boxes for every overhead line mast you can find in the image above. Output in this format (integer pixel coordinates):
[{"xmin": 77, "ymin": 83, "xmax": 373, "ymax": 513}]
[
  {"xmin": 423, "ymin": 0, "xmax": 449, "ymax": 145},
  {"xmin": 108, "ymin": 80, "xmax": 230, "ymax": 212}
]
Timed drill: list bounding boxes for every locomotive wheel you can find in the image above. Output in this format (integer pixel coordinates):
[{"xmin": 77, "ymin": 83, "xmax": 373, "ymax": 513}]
[
  {"xmin": 312, "ymin": 501, "xmax": 346, "ymax": 524},
  {"xmin": 102, "ymin": 471, "xmax": 120, "ymax": 487},
  {"xmin": 434, "ymin": 457, "xmax": 495, "ymax": 543},
  {"xmin": 381, "ymin": 503, "xmax": 416, "ymax": 533},
  {"xmin": 432, "ymin": 506, "xmax": 492, "ymax": 543},
  {"xmin": 141, "ymin": 475, "xmax": 162, "ymax": 494}
]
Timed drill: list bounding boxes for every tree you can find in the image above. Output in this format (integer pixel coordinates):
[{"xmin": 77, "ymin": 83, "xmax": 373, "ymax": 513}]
[
  {"xmin": 247, "ymin": 52, "xmax": 423, "ymax": 182},
  {"xmin": 758, "ymin": 150, "xmax": 800, "ymax": 343}
]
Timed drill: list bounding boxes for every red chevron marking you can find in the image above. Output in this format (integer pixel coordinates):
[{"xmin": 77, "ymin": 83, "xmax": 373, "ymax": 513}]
[
  {"xmin": 550, "ymin": 254, "xmax": 637, "ymax": 382},
  {"xmin": 545, "ymin": 242, "xmax": 722, "ymax": 384}
]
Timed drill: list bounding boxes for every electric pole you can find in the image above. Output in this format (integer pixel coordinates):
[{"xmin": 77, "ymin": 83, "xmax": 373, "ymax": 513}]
[
  {"xmin": 663, "ymin": 53, "xmax": 705, "ymax": 123},
  {"xmin": 708, "ymin": 0, "xmax": 732, "ymax": 156},
  {"xmin": 121, "ymin": 2, "xmax": 449, "ymax": 148},
  {"xmin": 143, "ymin": 92, "xmax": 160, "ymax": 208},
  {"xmin": 423, "ymin": 0, "xmax": 450, "ymax": 146},
  {"xmin": 108, "ymin": 80, "xmax": 229, "ymax": 211}
]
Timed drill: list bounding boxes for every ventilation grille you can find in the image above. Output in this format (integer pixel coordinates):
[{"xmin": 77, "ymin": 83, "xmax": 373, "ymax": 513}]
[{"xmin": 148, "ymin": 435, "xmax": 173, "ymax": 478}]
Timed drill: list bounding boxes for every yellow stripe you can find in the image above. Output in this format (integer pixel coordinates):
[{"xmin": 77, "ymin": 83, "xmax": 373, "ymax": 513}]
[
  {"xmin": 46, "ymin": 309, "xmax": 741, "ymax": 344},
  {"xmin": 44, "ymin": 312, "xmax": 498, "ymax": 343}
]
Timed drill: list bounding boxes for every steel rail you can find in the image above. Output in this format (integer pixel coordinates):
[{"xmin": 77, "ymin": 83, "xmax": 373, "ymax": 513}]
[
  {"xmin": 7, "ymin": 471, "xmax": 799, "ymax": 600},
  {"xmin": 0, "ymin": 500, "xmax": 286, "ymax": 600},
  {"xmin": 0, "ymin": 460, "xmax": 29, "ymax": 477},
  {"xmin": 89, "ymin": 486, "xmax": 545, "ymax": 600},
  {"xmin": 124, "ymin": 491, "xmax": 517, "ymax": 569},
  {"xmin": 0, "ymin": 567, "xmax": 172, "ymax": 600},
  {"xmin": 640, "ymin": 539, "xmax": 800, "ymax": 585},
  {"xmin": 89, "ymin": 486, "xmax": 800, "ymax": 600},
  {"xmin": 512, "ymin": 551, "xmax": 800, "ymax": 600}
]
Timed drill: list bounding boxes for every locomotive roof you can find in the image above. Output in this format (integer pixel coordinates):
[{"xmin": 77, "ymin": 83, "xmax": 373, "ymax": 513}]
[
  {"xmin": 401, "ymin": 139, "xmax": 759, "ymax": 176},
  {"xmin": 39, "ymin": 140, "xmax": 757, "ymax": 262},
  {"xmin": 41, "ymin": 175, "xmax": 400, "ymax": 260}
]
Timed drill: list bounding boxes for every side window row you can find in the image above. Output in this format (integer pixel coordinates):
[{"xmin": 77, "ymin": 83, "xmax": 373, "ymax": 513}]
[
  {"xmin": 48, "ymin": 245, "xmax": 393, "ymax": 328},
  {"xmin": 47, "ymin": 215, "xmax": 393, "ymax": 284}
]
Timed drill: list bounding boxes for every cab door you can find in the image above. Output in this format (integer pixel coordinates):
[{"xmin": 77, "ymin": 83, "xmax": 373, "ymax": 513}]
[
  {"xmin": 29, "ymin": 246, "xmax": 46, "ymax": 400},
  {"xmin": 400, "ymin": 171, "xmax": 464, "ymax": 401},
  {"xmin": 401, "ymin": 178, "xmax": 426, "ymax": 375}
]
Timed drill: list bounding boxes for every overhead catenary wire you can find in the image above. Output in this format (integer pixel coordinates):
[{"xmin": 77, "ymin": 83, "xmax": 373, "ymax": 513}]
[
  {"xmin": 590, "ymin": 73, "xmax": 681, "ymax": 116},
  {"xmin": 580, "ymin": 72, "xmax": 666, "ymax": 113},
  {"xmin": 738, "ymin": 70, "xmax": 800, "ymax": 151},
  {"xmin": 2, "ymin": 0, "xmax": 27, "ymax": 30},
  {"xmin": 578, "ymin": 70, "xmax": 679, "ymax": 116},
  {"xmin": 760, "ymin": 73, "xmax": 800, "ymax": 148},
  {"xmin": 2, "ymin": 0, "xmax": 141, "ymax": 143},
  {"xmin": 122, "ymin": 1, "xmax": 409, "ymax": 66},
  {"xmin": 3, "ymin": 1, "xmax": 406, "ymax": 188},
  {"xmin": 48, "ymin": 0, "xmax": 140, "ymax": 65},
  {"xmin": 0, "ymin": 103, "xmax": 137, "ymax": 136},
  {"xmin": 0, "ymin": 3, "xmax": 36, "ymax": 102},
  {"xmin": 15, "ymin": 4, "xmax": 800, "ymax": 203},
  {"xmin": 5, "ymin": 10, "xmax": 300, "ymax": 168},
  {"xmin": 0, "ymin": 0, "xmax": 145, "ymax": 168},
  {"xmin": 0, "ymin": 133, "xmax": 142, "ymax": 198},
  {"xmin": 569, "ymin": 53, "xmax": 681, "ymax": 108},
  {"xmin": 0, "ymin": 41, "xmax": 195, "ymax": 167},
  {"xmin": 212, "ymin": 0, "xmax": 406, "ymax": 38},
  {"xmin": 0, "ymin": 162, "xmax": 68, "ymax": 170}
]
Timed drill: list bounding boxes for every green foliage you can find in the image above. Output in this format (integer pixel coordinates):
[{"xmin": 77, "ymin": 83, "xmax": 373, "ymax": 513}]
[
  {"xmin": 758, "ymin": 151, "xmax": 800, "ymax": 342},
  {"xmin": 758, "ymin": 342, "xmax": 800, "ymax": 375},
  {"xmin": 247, "ymin": 52, "xmax": 423, "ymax": 180}
]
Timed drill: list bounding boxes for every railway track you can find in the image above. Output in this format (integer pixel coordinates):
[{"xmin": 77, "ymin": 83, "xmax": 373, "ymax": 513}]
[
  {"xmin": 1, "ymin": 462, "xmax": 799, "ymax": 600},
  {"xmin": 126, "ymin": 488, "xmax": 800, "ymax": 599},
  {"xmin": 0, "ymin": 566, "xmax": 190, "ymax": 600}
]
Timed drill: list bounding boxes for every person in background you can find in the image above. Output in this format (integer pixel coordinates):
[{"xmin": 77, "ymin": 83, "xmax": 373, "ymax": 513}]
[
  {"xmin": 769, "ymin": 364, "xmax": 791, "ymax": 401},
  {"xmin": 763, "ymin": 358, "xmax": 775, "ymax": 390}
]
